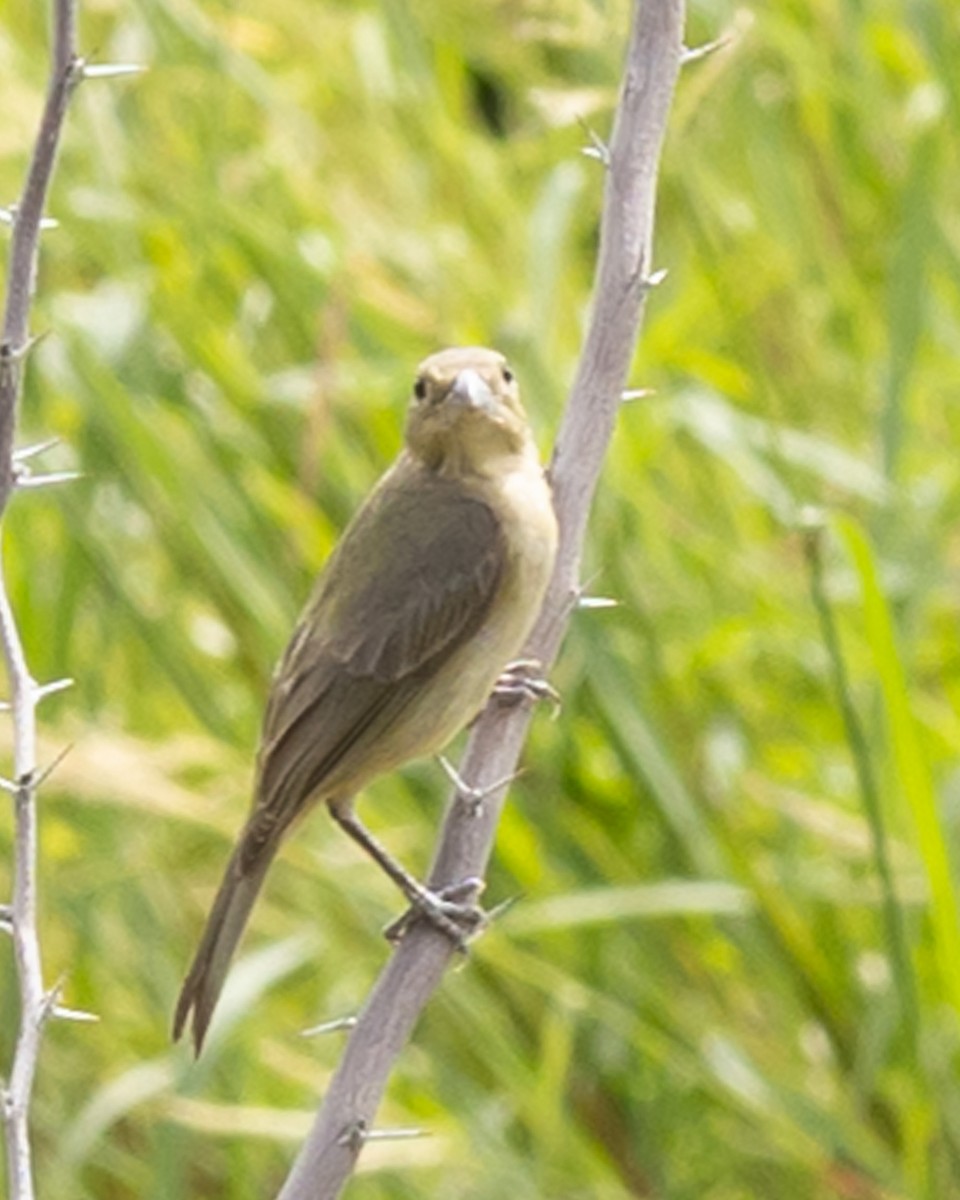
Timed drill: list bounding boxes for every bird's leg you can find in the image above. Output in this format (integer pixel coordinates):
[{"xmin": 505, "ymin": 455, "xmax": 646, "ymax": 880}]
[
  {"xmin": 492, "ymin": 657, "xmax": 561, "ymax": 712},
  {"xmin": 436, "ymin": 754, "xmax": 523, "ymax": 817},
  {"xmin": 331, "ymin": 809, "xmax": 485, "ymax": 948}
]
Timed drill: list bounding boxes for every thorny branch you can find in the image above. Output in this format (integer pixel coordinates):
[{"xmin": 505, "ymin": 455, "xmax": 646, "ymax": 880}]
[
  {"xmin": 0, "ymin": 1, "xmax": 82, "ymax": 1197},
  {"xmin": 275, "ymin": 2, "xmax": 686, "ymax": 1197}
]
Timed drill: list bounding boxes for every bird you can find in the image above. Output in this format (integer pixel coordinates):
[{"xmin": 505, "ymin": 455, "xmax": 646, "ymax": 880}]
[{"xmin": 173, "ymin": 346, "xmax": 558, "ymax": 1053}]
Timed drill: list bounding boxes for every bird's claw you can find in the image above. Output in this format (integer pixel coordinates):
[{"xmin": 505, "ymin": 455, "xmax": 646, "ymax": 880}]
[
  {"xmin": 383, "ymin": 877, "xmax": 486, "ymax": 947},
  {"xmin": 492, "ymin": 658, "xmax": 561, "ymax": 713}
]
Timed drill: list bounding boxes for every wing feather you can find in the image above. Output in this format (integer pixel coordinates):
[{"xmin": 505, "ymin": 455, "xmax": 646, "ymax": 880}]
[{"xmin": 250, "ymin": 463, "xmax": 505, "ymax": 835}]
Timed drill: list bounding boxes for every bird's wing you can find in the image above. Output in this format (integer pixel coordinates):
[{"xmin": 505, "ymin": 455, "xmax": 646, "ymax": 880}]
[
  {"xmin": 317, "ymin": 466, "xmax": 507, "ymax": 681},
  {"xmin": 246, "ymin": 466, "xmax": 505, "ymax": 851}
]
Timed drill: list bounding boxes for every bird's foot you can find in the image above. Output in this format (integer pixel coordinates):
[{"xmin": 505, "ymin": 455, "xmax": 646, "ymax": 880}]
[
  {"xmin": 492, "ymin": 658, "xmax": 561, "ymax": 713},
  {"xmin": 383, "ymin": 877, "xmax": 486, "ymax": 947}
]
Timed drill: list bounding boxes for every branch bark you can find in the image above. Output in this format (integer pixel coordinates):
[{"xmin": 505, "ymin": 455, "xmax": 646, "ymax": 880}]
[
  {"xmin": 0, "ymin": 1, "xmax": 81, "ymax": 510},
  {"xmin": 276, "ymin": 3, "xmax": 685, "ymax": 1196},
  {"xmin": 0, "ymin": 3, "xmax": 82, "ymax": 1197}
]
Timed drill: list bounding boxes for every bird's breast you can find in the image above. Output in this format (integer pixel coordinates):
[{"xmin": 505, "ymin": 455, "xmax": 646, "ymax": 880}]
[
  {"xmin": 327, "ymin": 452, "xmax": 558, "ymax": 787},
  {"xmin": 439, "ymin": 456, "xmax": 558, "ymax": 714}
]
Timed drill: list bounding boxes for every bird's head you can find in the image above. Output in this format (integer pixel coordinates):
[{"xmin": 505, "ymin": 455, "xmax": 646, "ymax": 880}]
[{"xmin": 404, "ymin": 347, "xmax": 534, "ymax": 474}]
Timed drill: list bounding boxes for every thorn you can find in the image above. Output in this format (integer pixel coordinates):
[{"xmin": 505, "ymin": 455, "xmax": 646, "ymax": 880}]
[
  {"xmin": 13, "ymin": 435, "xmax": 60, "ymax": 462},
  {"xmin": 0, "ymin": 208, "xmax": 57, "ymax": 230},
  {"xmin": 576, "ymin": 117, "xmax": 611, "ymax": 167},
  {"xmin": 362, "ymin": 1127, "xmax": 429, "ymax": 1142},
  {"xmin": 15, "ymin": 468, "xmax": 82, "ymax": 489},
  {"xmin": 65, "ymin": 55, "xmax": 86, "ymax": 91},
  {"xmin": 0, "ymin": 689, "xmax": 71, "ymax": 713},
  {"xmin": 22, "ymin": 216, "xmax": 59, "ymax": 231},
  {"xmin": 437, "ymin": 756, "xmax": 522, "ymax": 815},
  {"xmin": 571, "ymin": 571, "xmax": 613, "ymax": 621},
  {"xmin": 300, "ymin": 1015, "xmax": 358, "ymax": 1038},
  {"xmin": 621, "ymin": 388, "xmax": 655, "ymax": 402},
  {"xmin": 8, "ymin": 332, "xmax": 51, "ymax": 365},
  {"xmin": 681, "ymin": 33, "xmax": 734, "ymax": 65},
  {"xmin": 640, "ymin": 267, "xmax": 668, "ymax": 291},
  {"xmin": 39, "ymin": 980, "xmax": 65, "ymax": 1025},
  {"xmin": 34, "ymin": 677, "xmax": 74, "ymax": 702},
  {"xmin": 33, "ymin": 743, "xmax": 74, "ymax": 789},
  {"xmin": 82, "ymin": 62, "xmax": 148, "ymax": 80},
  {"xmin": 51, "ymin": 1004, "xmax": 100, "ymax": 1024},
  {"xmin": 336, "ymin": 1119, "xmax": 368, "ymax": 1152},
  {"xmin": 581, "ymin": 145, "xmax": 609, "ymax": 164},
  {"xmin": 577, "ymin": 595, "xmax": 619, "ymax": 610},
  {"xmin": 0, "ymin": 332, "xmax": 50, "ymax": 366},
  {"xmin": 486, "ymin": 893, "xmax": 524, "ymax": 924}
]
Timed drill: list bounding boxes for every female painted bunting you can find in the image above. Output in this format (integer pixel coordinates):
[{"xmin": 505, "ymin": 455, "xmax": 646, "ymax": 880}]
[{"xmin": 174, "ymin": 346, "xmax": 558, "ymax": 1052}]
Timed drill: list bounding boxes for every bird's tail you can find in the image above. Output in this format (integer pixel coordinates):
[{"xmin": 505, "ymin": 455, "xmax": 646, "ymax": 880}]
[{"xmin": 173, "ymin": 832, "xmax": 280, "ymax": 1055}]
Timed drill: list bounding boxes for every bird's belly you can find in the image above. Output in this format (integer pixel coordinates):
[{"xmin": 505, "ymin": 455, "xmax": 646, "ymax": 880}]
[
  {"xmin": 342, "ymin": 610, "xmax": 531, "ymax": 788},
  {"xmin": 329, "ymin": 560, "xmax": 552, "ymax": 800}
]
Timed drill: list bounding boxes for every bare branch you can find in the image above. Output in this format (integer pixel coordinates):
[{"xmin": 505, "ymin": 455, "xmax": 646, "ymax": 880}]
[
  {"xmin": 0, "ymin": 568, "xmax": 47, "ymax": 1200},
  {"xmin": 0, "ymin": 2, "xmax": 81, "ymax": 1197},
  {"xmin": 0, "ymin": 0, "xmax": 82, "ymax": 512},
  {"xmin": 274, "ymin": 2, "xmax": 686, "ymax": 1197}
]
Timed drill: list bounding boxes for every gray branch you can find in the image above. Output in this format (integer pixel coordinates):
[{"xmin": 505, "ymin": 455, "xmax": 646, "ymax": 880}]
[
  {"xmin": 274, "ymin": 2, "xmax": 686, "ymax": 1197},
  {"xmin": 0, "ymin": 2, "xmax": 81, "ymax": 1197},
  {"xmin": 0, "ymin": 1, "xmax": 82, "ymax": 510}
]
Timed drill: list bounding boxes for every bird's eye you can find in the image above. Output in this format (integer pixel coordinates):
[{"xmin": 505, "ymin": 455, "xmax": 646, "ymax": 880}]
[
  {"xmin": 413, "ymin": 377, "xmax": 428, "ymax": 401},
  {"xmin": 501, "ymin": 366, "xmax": 514, "ymax": 384}
]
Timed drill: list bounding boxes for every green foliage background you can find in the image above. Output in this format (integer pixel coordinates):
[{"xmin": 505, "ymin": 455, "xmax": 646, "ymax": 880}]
[{"xmin": 3, "ymin": 0, "xmax": 960, "ymax": 1196}]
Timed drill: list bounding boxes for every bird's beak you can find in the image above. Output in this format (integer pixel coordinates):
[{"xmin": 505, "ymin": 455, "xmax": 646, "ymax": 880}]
[{"xmin": 446, "ymin": 369, "xmax": 495, "ymax": 411}]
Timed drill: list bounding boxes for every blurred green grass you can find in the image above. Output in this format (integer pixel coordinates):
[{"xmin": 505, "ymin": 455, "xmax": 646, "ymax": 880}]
[{"xmin": 3, "ymin": 0, "xmax": 960, "ymax": 1196}]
